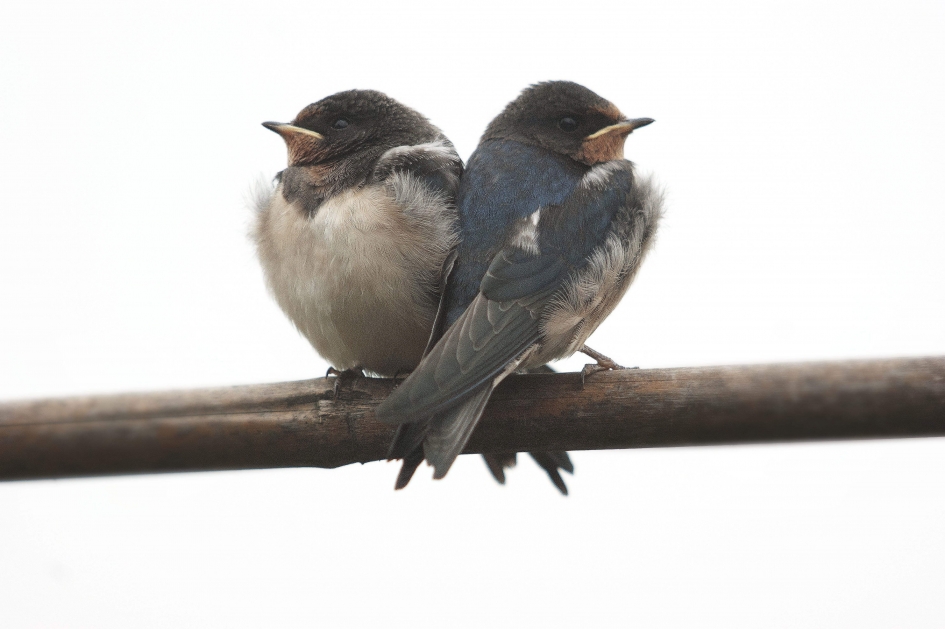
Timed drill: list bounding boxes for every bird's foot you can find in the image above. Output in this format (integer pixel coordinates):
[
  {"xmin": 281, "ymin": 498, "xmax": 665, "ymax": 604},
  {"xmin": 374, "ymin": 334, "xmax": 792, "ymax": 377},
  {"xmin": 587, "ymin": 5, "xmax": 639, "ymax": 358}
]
[
  {"xmin": 579, "ymin": 345, "xmax": 625, "ymax": 384},
  {"xmin": 326, "ymin": 367, "xmax": 365, "ymax": 399}
]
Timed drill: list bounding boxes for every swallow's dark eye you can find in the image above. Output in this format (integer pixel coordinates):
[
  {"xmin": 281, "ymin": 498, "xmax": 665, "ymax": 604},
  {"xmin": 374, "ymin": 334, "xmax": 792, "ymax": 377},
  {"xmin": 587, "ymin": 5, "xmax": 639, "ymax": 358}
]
[
  {"xmin": 332, "ymin": 119, "xmax": 349, "ymax": 130},
  {"xmin": 558, "ymin": 116, "xmax": 578, "ymax": 132}
]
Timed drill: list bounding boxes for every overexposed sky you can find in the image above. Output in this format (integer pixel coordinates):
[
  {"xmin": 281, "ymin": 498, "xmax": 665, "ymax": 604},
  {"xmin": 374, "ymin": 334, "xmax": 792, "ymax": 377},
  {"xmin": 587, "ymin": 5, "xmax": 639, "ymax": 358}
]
[{"xmin": 1, "ymin": 1, "xmax": 944, "ymax": 627}]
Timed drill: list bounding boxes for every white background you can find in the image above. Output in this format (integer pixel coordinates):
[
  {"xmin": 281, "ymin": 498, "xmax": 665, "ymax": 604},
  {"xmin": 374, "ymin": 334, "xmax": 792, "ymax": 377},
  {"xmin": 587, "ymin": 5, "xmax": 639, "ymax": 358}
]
[{"xmin": 2, "ymin": 0, "xmax": 944, "ymax": 626}]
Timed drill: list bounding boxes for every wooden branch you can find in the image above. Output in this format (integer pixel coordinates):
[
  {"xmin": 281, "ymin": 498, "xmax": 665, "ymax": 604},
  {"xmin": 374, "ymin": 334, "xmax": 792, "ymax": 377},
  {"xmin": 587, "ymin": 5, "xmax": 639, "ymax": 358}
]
[{"xmin": 1, "ymin": 356, "xmax": 944, "ymax": 481}]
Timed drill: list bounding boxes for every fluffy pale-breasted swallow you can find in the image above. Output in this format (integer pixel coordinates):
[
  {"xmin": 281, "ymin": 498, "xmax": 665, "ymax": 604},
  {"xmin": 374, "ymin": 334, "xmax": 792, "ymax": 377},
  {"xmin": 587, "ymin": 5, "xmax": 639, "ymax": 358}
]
[
  {"xmin": 252, "ymin": 90, "xmax": 462, "ymax": 378},
  {"xmin": 376, "ymin": 81, "xmax": 664, "ymax": 489}
]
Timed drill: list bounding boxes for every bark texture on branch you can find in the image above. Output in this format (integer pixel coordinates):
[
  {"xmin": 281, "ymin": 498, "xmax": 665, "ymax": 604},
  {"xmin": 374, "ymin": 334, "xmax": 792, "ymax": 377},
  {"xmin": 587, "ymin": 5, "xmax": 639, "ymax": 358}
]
[{"xmin": 1, "ymin": 356, "xmax": 944, "ymax": 481}]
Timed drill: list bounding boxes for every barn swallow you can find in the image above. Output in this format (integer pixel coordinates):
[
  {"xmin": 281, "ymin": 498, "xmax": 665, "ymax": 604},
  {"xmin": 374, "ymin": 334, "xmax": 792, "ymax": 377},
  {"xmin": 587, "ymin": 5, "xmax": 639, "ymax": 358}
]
[
  {"xmin": 252, "ymin": 89, "xmax": 462, "ymax": 378},
  {"xmin": 376, "ymin": 81, "xmax": 664, "ymax": 491}
]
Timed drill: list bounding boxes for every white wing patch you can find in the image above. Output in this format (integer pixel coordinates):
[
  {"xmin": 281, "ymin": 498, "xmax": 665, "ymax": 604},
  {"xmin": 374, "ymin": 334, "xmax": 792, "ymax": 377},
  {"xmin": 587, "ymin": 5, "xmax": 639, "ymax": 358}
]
[{"xmin": 510, "ymin": 207, "xmax": 542, "ymax": 255}]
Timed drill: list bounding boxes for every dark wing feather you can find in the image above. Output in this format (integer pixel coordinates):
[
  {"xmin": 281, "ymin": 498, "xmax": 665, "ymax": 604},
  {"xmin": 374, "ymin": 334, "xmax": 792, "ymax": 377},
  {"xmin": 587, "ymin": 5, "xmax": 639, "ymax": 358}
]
[
  {"xmin": 375, "ymin": 248, "xmax": 566, "ymax": 425},
  {"xmin": 482, "ymin": 453, "xmax": 518, "ymax": 484},
  {"xmin": 479, "ymin": 247, "xmax": 567, "ymax": 302},
  {"xmin": 528, "ymin": 451, "xmax": 574, "ymax": 495},
  {"xmin": 423, "ymin": 249, "xmax": 457, "ymax": 357},
  {"xmin": 394, "ymin": 448, "xmax": 424, "ymax": 490},
  {"xmin": 375, "ymin": 230, "xmax": 572, "ymax": 480},
  {"xmin": 424, "ymin": 383, "xmax": 495, "ymax": 478},
  {"xmin": 388, "ymin": 422, "xmax": 428, "ymax": 461},
  {"xmin": 479, "ymin": 365, "xmax": 572, "ymax": 493},
  {"xmin": 370, "ymin": 141, "xmax": 463, "ymax": 196}
]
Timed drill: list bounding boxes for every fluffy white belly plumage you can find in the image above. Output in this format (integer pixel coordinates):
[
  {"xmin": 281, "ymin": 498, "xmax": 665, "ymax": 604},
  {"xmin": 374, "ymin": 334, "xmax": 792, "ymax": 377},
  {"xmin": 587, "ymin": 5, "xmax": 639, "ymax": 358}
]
[{"xmin": 253, "ymin": 181, "xmax": 455, "ymax": 376}]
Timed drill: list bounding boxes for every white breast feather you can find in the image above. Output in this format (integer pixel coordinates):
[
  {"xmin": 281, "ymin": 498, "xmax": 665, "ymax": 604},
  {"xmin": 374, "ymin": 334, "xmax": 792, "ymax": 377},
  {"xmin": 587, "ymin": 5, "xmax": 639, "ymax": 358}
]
[{"xmin": 251, "ymin": 175, "xmax": 457, "ymax": 376}]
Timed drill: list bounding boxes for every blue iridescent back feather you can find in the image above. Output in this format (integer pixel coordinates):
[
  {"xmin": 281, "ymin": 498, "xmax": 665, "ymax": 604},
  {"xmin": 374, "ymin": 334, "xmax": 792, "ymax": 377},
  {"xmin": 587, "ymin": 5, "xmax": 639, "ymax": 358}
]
[{"xmin": 445, "ymin": 139, "xmax": 587, "ymax": 326}]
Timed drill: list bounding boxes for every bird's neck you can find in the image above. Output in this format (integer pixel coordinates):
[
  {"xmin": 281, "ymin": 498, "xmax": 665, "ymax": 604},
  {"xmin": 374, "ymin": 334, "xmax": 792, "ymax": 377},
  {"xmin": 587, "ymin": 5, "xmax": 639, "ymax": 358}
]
[{"xmin": 279, "ymin": 151, "xmax": 384, "ymax": 216}]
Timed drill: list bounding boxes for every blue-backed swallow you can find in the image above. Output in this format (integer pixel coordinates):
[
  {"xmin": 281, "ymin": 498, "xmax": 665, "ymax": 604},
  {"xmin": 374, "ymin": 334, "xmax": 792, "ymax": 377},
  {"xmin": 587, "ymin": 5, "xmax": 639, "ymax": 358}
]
[
  {"xmin": 252, "ymin": 90, "xmax": 462, "ymax": 378},
  {"xmin": 376, "ymin": 81, "xmax": 665, "ymax": 491}
]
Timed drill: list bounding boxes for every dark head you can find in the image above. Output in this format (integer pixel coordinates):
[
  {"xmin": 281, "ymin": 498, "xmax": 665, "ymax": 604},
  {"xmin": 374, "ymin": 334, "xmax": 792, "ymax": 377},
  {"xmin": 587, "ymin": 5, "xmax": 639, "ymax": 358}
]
[
  {"xmin": 482, "ymin": 81, "xmax": 653, "ymax": 165},
  {"xmin": 263, "ymin": 89, "xmax": 443, "ymax": 167}
]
